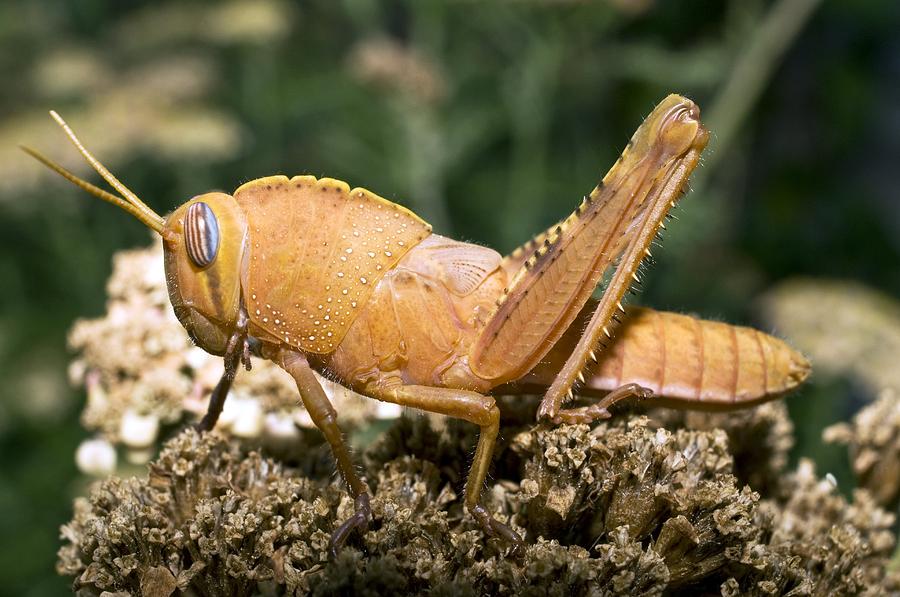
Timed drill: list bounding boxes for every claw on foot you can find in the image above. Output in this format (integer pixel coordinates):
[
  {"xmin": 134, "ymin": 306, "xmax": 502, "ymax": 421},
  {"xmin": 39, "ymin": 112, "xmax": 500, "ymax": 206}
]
[
  {"xmin": 471, "ymin": 504, "xmax": 524, "ymax": 557},
  {"xmin": 330, "ymin": 492, "xmax": 372, "ymax": 558}
]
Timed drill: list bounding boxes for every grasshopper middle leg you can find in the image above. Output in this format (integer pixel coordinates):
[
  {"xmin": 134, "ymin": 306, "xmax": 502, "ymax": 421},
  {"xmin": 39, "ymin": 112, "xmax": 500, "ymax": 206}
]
[
  {"xmin": 368, "ymin": 383, "xmax": 523, "ymax": 552},
  {"xmin": 274, "ymin": 349, "xmax": 372, "ymax": 557}
]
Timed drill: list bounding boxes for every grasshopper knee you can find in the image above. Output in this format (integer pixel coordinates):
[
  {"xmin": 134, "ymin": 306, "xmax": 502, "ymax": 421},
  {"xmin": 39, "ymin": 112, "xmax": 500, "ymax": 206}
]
[{"xmin": 472, "ymin": 397, "xmax": 500, "ymax": 428}]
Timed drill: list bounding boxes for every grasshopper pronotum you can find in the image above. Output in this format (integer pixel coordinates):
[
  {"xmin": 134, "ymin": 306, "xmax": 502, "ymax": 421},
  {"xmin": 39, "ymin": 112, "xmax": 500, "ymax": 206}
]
[{"xmin": 24, "ymin": 94, "xmax": 809, "ymax": 555}]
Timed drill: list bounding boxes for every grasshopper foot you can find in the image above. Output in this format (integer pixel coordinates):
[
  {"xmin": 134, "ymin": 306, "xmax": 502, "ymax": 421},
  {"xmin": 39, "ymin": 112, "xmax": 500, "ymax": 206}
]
[
  {"xmin": 471, "ymin": 504, "xmax": 523, "ymax": 557},
  {"xmin": 550, "ymin": 383, "xmax": 653, "ymax": 425},
  {"xmin": 330, "ymin": 492, "xmax": 372, "ymax": 558}
]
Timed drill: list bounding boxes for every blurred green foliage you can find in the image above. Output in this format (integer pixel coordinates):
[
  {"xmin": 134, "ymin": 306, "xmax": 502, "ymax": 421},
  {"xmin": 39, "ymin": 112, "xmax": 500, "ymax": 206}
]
[{"xmin": 0, "ymin": 0, "xmax": 897, "ymax": 594}]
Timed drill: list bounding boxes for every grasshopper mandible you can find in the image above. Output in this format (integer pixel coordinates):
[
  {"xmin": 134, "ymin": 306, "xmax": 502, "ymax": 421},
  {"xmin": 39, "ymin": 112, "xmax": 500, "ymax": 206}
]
[{"xmin": 25, "ymin": 94, "xmax": 809, "ymax": 555}]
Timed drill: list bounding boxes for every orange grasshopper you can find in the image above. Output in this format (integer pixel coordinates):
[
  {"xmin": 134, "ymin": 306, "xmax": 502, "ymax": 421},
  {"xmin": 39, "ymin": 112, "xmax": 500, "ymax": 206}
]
[{"xmin": 24, "ymin": 94, "xmax": 809, "ymax": 555}]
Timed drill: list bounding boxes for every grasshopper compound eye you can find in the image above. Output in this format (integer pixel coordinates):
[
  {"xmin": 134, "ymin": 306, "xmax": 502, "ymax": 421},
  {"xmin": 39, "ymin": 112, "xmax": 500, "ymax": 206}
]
[{"xmin": 185, "ymin": 201, "xmax": 220, "ymax": 268}]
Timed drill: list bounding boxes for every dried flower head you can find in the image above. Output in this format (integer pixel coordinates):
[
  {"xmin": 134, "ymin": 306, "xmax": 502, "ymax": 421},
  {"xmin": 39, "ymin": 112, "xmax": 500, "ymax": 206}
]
[
  {"xmin": 347, "ymin": 37, "xmax": 447, "ymax": 105},
  {"xmin": 760, "ymin": 278, "xmax": 900, "ymax": 395},
  {"xmin": 726, "ymin": 458, "xmax": 900, "ymax": 595},
  {"xmin": 825, "ymin": 387, "xmax": 900, "ymax": 508},
  {"xmin": 58, "ymin": 429, "xmax": 341, "ymax": 596},
  {"xmin": 59, "ymin": 411, "xmax": 900, "ymax": 595},
  {"xmin": 510, "ymin": 417, "xmax": 760, "ymax": 588},
  {"xmin": 650, "ymin": 401, "xmax": 794, "ymax": 497}
]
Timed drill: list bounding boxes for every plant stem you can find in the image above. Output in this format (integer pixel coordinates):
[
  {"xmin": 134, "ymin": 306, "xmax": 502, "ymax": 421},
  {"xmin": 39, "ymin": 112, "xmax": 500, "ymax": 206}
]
[{"xmin": 703, "ymin": 0, "xmax": 823, "ymax": 177}]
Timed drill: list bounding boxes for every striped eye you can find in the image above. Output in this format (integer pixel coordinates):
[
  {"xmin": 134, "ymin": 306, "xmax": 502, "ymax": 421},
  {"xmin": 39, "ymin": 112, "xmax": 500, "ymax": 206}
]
[{"xmin": 185, "ymin": 202, "xmax": 220, "ymax": 268}]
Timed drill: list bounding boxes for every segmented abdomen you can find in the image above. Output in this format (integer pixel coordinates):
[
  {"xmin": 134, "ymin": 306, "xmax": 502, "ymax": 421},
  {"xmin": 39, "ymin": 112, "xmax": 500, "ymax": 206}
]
[{"xmin": 586, "ymin": 307, "xmax": 810, "ymax": 405}]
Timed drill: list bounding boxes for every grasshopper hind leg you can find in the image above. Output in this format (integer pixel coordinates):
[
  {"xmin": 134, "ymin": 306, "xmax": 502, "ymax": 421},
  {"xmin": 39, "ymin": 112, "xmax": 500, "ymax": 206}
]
[
  {"xmin": 469, "ymin": 95, "xmax": 708, "ymax": 420},
  {"xmin": 549, "ymin": 383, "xmax": 652, "ymax": 425}
]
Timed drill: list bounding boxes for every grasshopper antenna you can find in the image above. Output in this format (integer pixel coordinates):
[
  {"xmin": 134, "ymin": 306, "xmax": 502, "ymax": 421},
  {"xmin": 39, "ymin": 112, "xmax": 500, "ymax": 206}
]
[
  {"xmin": 20, "ymin": 111, "xmax": 167, "ymax": 235},
  {"xmin": 20, "ymin": 145, "xmax": 164, "ymax": 232}
]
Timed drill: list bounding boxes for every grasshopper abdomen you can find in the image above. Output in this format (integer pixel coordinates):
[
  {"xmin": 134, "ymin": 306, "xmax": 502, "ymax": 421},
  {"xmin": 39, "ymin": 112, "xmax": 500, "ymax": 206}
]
[{"xmin": 526, "ymin": 306, "xmax": 810, "ymax": 408}]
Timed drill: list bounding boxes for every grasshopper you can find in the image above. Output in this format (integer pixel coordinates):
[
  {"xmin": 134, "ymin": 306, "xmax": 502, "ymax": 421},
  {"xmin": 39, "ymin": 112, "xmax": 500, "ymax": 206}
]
[{"xmin": 24, "ymin": 94, "xmax": 809, "ymax": 555}]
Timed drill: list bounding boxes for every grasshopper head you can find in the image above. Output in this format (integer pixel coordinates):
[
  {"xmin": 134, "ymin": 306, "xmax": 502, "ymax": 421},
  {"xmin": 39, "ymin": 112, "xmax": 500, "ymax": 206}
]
[
  {"xmin": 23, "ymin": 112, "xmax": 248, "ymax": 356},
  {"xmin": 163, "ymin": 194, "xmax": 248, "ymax": 355}
]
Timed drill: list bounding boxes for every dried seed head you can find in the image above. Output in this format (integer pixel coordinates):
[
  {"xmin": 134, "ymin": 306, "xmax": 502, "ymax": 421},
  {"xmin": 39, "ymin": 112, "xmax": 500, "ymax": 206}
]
[
  {"xmin": 824, "ymin": 388, "xmax": 900, "ymax": 508},
  {"xmin": 58, "ymin": 413, "xmax": 900, "ymax": 595}
]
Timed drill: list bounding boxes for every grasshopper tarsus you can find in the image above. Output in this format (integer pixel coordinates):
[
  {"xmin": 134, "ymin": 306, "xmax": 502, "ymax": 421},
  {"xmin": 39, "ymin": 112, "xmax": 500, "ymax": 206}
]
[
  {"xmin": 329, "ymin": 492, "xmax": 372, "ymax": 558},
  {"xmin": 471, "ymin": 504, "xmax": 524, "ymax": 557}
]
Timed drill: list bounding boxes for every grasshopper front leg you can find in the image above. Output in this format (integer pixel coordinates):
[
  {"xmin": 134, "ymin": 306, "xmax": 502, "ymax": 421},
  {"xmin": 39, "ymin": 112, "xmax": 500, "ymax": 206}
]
[
  {"xmin": 470, "ymin": 95, "xmax": 709, "ymax": 421},
  {"xmin": 197, "ymin": 303, "xmax": 252, "ymax": 432}
]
